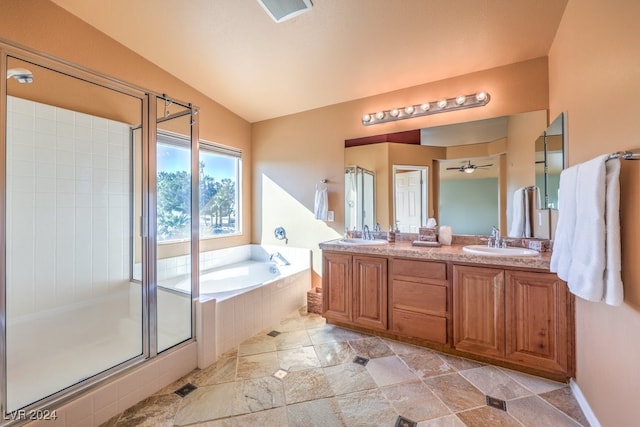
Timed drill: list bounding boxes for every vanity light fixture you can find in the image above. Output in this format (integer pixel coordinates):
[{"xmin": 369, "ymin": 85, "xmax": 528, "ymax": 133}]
[{"xmin": 361, "ymin": 91, "xmax": 490, "ymax": 126}]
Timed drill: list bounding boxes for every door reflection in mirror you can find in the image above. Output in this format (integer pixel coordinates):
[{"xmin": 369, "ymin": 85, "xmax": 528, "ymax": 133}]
[
  {"xmin": 344, "ymin": 165, "xmax": 375, "ymax": 232},
  {"xmin": 393, "ymin": 165, "xmax": 428, "ymax": 233}
]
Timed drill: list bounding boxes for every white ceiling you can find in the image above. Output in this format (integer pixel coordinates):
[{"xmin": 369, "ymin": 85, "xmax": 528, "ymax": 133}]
[{"xmin": 50, "ymin": 0, "xmax": 568, "ymax": 123}]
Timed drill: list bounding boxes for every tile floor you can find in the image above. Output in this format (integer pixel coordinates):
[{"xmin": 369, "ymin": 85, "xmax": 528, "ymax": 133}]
[{"xmin": 103, "ymin": 308, "xmax": 589, "ymax": 427}]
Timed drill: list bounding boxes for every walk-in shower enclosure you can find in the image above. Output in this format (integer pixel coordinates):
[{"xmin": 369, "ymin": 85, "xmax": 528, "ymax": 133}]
[
  {"xmin": 1, "ymin": 42, "xmax": 199, "ymax": 416},
  {"xmin": 344, "ymin": 165, "xmax": 375, "ymax": 232}
]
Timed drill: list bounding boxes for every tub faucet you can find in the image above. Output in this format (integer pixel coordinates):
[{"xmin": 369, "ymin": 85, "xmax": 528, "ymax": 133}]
[
  {"xmin": 362, "ymin": 224, "xmax": 372, "ymax": 240},
  {"xmin": 270, "ymin": 251, "xmax": 290, "ymax": 266}
]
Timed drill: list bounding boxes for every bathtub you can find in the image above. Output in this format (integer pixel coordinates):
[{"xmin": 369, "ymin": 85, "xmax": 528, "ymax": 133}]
[{"xmin": 157, "ymin": 244, "xmax": 312, "ymax": 360}]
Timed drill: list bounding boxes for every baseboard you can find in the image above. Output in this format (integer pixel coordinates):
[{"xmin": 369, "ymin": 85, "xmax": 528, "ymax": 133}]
[{"xmin": 570, "ymin": 379, "xmax": 601, "ymax": 427}]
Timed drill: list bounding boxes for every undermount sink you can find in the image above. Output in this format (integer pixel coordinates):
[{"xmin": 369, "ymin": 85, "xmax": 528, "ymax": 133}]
[
  {"xmin": 337, "ymin": 238, "xmax": 389, "ymax": 246},
  {"xmin": 462, "ymin": 245, "xmax": 539, "ymax": 257}
]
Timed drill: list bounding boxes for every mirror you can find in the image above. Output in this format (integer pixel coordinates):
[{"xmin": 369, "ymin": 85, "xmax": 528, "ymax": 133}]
[
  {"xmin": 533, "ymin": 113, "xmax": 565, "ymax": 239},
  {"xmin": 344, "ymin": 110, "xmax": 564, "ymax": 237},
  {"xmin": 344, "ymin": 165, "xmax": 375, "ymax": 231}
]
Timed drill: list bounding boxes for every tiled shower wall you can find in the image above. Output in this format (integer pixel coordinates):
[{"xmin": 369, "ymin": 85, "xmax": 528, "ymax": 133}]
[{"xmin": 6, "ymin": 96, "xmax": 131, "ymax": 319}]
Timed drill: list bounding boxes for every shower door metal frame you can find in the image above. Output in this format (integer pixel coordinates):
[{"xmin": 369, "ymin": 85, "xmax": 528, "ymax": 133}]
[{"xmin": 0, "ymin": 38, "xmax": 198, "ymax": 418}]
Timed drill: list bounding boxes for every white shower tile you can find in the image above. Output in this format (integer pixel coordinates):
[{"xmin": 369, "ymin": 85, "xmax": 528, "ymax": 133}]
[
  {"xmin": 36, "ymin": 116, "xmax": 57, "ymax": 135},
  {"xmin": 75, "ymin": 124, "xmax": 92, "ymax": 142},
  {"xmin": 35, "ymin": 147, "xmax": 56, "ymax": 164},
  {"xmin": 10, "ymin": 128, "xmax": 35, "ymax": 146},
  {"xmin": 56, "ymin": 121, "xmax": 75, "ymax": 139},
  {"xmin": 56, "ymin": 178, "xmax": 75, "ymax": 193},
  {"xmin": 35, "ymin": 131, "xmax": 56, "ymax": 148},
  {"xmin": 11, "ymin": 111, "xmax": 35, "ymax": 131},
  {"xmin": 56, "ymin": 149, "xmax": 75, "ymax": 166},
  {"xmin": 56, "ymin": 162, "xmax": 75, "ymax": 179},
  {"xmin": 12, "ymin": 159, "xmax": 36, "ymax": 177},
  {"xmin": 55, "ymin": 106, "xmax": 74, "ymax": 124},
  {"xmin": 92, "ymin": 134, "xmax": 109, "ymax": 154},
  {"xmin": 92, "ymin": 154, "xmax": 109, "ymax": 169},
  {"xmin": 35, "ymin": 102, "xmax": 55, "ymax": 120},
  {"xmin": 56, "ymin": 136, "xmax": 75, "ymax": 152},
  {"xmin": 57, "ymin": 193, "xmax": 75, "ymax": 207},
  {"xmin": 75, "ymin": 112, "xmax": 92, "ymax": 128},
  {"xmin": 36, "ymin": 177, "xmax": 56, "ymax": 193}
]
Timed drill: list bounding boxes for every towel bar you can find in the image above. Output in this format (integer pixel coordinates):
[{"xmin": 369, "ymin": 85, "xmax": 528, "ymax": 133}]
[{"xmin": 607, "ymin": 151, "xmax": 640, "ymax": 161}]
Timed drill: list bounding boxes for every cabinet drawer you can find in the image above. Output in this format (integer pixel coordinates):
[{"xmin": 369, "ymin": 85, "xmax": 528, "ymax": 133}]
[
  {"xmin": 391, "ymin": 309, "xmax": 447, "ymax": 344},
  {"xmin": 391, "ymin": 259, "xmax": 447, "ymax": 282},
  {"xmin": 392, "ymin": 280, "xmax": 447, "ymax": 316}
]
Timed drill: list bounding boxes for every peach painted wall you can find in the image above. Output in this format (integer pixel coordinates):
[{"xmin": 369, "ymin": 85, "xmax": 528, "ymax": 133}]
[
  {"xmin": 549, "ymin": 0, "xmax": 640, "ymax": 425},
  {"xmin": 253, "ymin": 58, "xmax": 549, "ymax": 278},
  {"xmin": 0, "ymin": 0, "xmax": 252, "ymax": 252}
]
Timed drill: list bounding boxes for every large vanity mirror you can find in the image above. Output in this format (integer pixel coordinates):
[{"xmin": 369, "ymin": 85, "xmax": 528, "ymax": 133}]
[{"xmin": 344, "ymin": 110, "xmax": 565, "ymax": 238}]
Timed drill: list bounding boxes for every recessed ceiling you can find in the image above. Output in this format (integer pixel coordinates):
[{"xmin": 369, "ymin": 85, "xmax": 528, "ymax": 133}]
[{"xmin": 50, "ymin": 0, "xmax": 568, "ymax": 123}]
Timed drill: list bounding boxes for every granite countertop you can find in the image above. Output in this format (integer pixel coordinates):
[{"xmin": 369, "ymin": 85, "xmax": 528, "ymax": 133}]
[{"xmin": 318, "ymin": 239, "xmax": 553, "ymax": 271}]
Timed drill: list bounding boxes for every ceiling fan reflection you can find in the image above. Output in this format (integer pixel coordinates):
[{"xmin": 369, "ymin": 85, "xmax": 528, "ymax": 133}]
[{"xmin": 446, "ymin": 160, "xmax": 494, "ymax": 174}]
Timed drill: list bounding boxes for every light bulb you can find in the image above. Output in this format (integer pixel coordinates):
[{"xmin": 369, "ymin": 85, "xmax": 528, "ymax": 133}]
[
  {"xmin": 375, "ymin": 111, "xmax": 385, "ymax": 120},
  {"xmin": 455, "ymin": 95, "xmax": 466, "ymax": 105},
  {"xmin": 404, "ymin": 106, "xmax": 415, "ymax": 115},
  {"xmin": 420, "ymin": 103, "xmax": 430, "ymax": 112},
  {"xmin": 390, "ymin": 108, "xmax": 400, "ymax": 117},
  {"xmin": 362, "ymin": 113, "xmax": 372, "ymax": 123},
  {"xmin": 476, "ymin": 91, "xmax": 487, "ymax": 102},
  {"xmin": 437, "ymin": 99, "xmax": 448, "ymax": 109},
  {"xmin": 464, "ymin": 167, "xmax": 475, "ymax": 174}
]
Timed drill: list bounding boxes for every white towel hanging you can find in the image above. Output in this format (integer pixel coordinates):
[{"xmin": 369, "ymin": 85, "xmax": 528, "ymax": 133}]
[{"xmin": 314, "ymin": 182, "xmax": 328, "ymax": 220}]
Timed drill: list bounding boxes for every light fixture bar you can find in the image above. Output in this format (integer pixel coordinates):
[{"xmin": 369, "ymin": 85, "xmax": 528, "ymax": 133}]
[{"xmin": 361, "ymin": 92, "xmax": 490, "ymax": 126}]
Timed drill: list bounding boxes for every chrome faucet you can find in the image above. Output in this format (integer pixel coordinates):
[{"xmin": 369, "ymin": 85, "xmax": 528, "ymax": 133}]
[
  {"xmin": 489, "ymin": 226, "xmax": 507, "ymax": 248},
  {"xmin": 269, "ymin": 251, "xmax": 290, "ymax": 266},
  {"xmin": 362, "ymin": 224, "xmax": 372, "ymax": 240},
  {"xmin": 374, "ymin": 222, "xmax": 381, "ymax": 232}
]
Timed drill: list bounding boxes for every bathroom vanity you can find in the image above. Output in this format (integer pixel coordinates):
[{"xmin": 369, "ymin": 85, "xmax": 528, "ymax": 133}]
[{"xmin": 319, "ymin": 239, "xmax": 574, "ymax": 381}]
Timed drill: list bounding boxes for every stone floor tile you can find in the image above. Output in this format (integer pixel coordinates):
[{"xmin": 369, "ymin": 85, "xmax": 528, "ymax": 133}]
[
  {"xmin": 508, "ymin": 395, "xmax": 582, "ymax": 427},
  {"xmin": 456, "ymin": 406, "xmax": 523, "ymax": 426},
  {"xmin": 173, "ymin": 382, "xmax": 240, "ymax": 425},
  {"xmin": 423, "ymin": 373, "xmax": 486, "ymax": 413},
  {"xmin": 381, "ymin": 380, "xmax": 450, "ymax": 422},
  {"xmin": 287, "ymin": 397, "xmax": 345, "ymax": 427},
  {"xmin": 459, "ymin": 366, "xmax": 532, "ymax": 401},
  {"xmin": 236, "ymin": 352, "xmax": 279, "ymax": 380},
  {"xmin": 324, "ymin": 362, "xmax": 377, "ymax": 395},
  {"xmin": 499, "ymin": 367, "xmax": 567, "ymax": 394},
  {"xmin": 232, "ymin": 376, "xmax": 285, "ymax": 414},
  {"xmin": 417, "ymin": 414, "xmax": 466, "ymax": 427},
  {"xmin": 540, "ymin": 386, "xmax": 590, "ymax": 426},
  {"xmin": 282, "ymin": 367, "xmax": 333, "ymax": 404},
  {"xmin": 314, "ymin": 341, "xmax": 357, "ymax": 367},
  {"xmin": 114, "ymin": 394, "xmax": 181, "ymax": 427},
  {"xmin": 335, "ymin": 388, "xmax": 398, "ymax": 427},
  {"xmin": 398, "ymin": 349, "xmax": 455, "ymax": 379},
  {"xmin": 366, "ymin": 355, "xmax": 419, "ymax": 387},
  {"xmin": 277, "ymin": 346, "xmax": 321, "ymax": 371},
  {"xmin": 348, "ymin": 336, "xmax": 394, "ymax": 359}
]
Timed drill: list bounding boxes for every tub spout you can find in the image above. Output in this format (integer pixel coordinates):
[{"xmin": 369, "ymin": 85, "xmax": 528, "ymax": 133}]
[{"xmin": 270, "ymin": 252, "xmax": 290, "ymax": 266}]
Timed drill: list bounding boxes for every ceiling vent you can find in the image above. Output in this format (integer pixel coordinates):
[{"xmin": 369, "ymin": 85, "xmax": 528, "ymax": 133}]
[{"xmin": 257, "ymin": 0, "xmax": 313, "ymax": 23}]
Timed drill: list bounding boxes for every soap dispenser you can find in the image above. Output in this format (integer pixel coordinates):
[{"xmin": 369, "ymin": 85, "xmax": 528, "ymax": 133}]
[{"xmin": 387, "ymin": 225, "xmax": 395, "ymax": 243}]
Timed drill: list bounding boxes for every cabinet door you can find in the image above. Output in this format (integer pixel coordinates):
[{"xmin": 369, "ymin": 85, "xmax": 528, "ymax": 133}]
[
  {"xmin": 505, "ymin": 271, "xmax": 570, "ymax": 374},
  {"xmin": 353, "ymin": 255, "xmax": 388, "ymax": 330},
  {"xmin": 453, "ymin": 265, "xmax": 505, "ymax": 358},
  {"xmin": 322, "ymin": 252, "xmax": 352, "ymax": 323}
]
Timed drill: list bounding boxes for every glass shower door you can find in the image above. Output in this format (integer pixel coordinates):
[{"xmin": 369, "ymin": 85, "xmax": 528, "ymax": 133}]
[{"xmin": 3, "ymin": 56, "xmax": 145, "ymax": 411}]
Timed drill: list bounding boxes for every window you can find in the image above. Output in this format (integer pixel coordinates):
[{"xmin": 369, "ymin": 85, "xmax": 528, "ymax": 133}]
[
  {"xmin": 157, "ymin": 135, "xmax": 191, "ymax": 242},
  {"xmin": 156, "ymin": 135, "xmax": 242, "ymax": 243},
  {"xmin": 199, "ymin": 143, "xmax": 241, "ymax": 238}
]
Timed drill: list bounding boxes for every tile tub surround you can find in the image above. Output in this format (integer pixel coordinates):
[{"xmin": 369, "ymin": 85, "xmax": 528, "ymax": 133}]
[
  {"xmin": 318, "ymin": 240, "xmax": 553, "ymax": 270},
  {"xmin": 102, "ymin": 308, "xmax": 588, "ymax": 426}
]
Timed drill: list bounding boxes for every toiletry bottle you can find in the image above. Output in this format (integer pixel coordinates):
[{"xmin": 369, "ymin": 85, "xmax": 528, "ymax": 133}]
[{"xmin": 387, "ymin": 225, "xmax": 395, "ymax": 243}]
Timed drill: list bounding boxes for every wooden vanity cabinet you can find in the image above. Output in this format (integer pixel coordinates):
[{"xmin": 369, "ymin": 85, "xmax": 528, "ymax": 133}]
[
  {"xmin": 389, "ymin": 258, "xmax": 449, "ymax": 345},
  {"xmin": 322, "ymin": 251, "xmax": 388, "ymax": 331},
  {"xmin": 322, "ymin": 251, "xmax": 352, "ymax": 323},
  {"xmin": 452, "ymin": 265, "xmax": 505, "ymax": 357},
  {"xmin": 453, "ymin": 264, "xmax": 573, "ymax": 377},
  {"xmin": 505, "ymin": 270, "xmax": 570, "ymax": 374}
]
